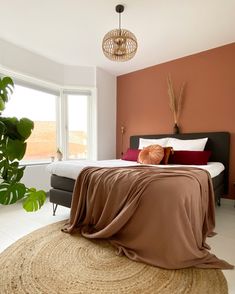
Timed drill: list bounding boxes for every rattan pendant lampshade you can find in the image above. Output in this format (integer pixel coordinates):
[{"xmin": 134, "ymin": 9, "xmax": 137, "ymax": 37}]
[{"xmin": 102, "ymin": 4, "xmax": 138, "ymax": 62}]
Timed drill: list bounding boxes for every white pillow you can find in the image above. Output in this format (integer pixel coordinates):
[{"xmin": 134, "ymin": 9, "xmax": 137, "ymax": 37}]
[
  {"xmin": 138, "ymin": 137, "xmax": 169, "ymax": 149},
  {"xmin": 167, "ymin": 137, "xmax": 208, "ymax": 151}
]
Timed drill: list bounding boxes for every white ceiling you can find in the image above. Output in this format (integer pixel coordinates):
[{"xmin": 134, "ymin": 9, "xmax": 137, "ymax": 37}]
[{"xmin": 0, "ymin": 0, "xmax": 234, "ymax": 76}]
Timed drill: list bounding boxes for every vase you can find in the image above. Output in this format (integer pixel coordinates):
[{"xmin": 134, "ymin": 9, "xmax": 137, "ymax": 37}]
[
  {"xmin": 173, "ymin": 123, "xmax": 180, "ymax": 134},
  {"xmin": 56, "ymin": 150, "xmax": 63, "ymax": 161}
]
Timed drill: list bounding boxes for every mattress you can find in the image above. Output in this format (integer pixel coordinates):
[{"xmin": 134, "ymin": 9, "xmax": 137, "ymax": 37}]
[{"xmin": 47, "ymin": 159, "xmax": 225, "ymax": 180}]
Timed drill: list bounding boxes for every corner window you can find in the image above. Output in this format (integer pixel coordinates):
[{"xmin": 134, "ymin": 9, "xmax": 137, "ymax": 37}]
[{"xmin": 1, "ymin": 76, "xmax": 96, "ymax": 163}]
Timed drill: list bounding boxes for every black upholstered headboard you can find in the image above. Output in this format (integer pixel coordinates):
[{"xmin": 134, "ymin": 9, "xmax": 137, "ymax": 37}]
[{"xmin": 130, "ymin": 132, "xmax": 230, "ymax": 193}]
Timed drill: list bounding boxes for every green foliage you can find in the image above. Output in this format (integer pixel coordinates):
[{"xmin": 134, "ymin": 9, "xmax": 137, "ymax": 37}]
[
  {"xmin": 0, "ymin": 77, "xmax": 14, "ymax": 111},
  {"xmin": 17, "ymin": 118, "xmax": 34, "ymax": 139},
  {"xmin": 0, "ymin": 76, "xmax": 46, "ymax": 212},
  {"xmin": 0, "ymin": 182, "xmax": 26, "ymax": 204},
  {"xmin": 23, "ymin": 188, "xmax": 46, "ymax": 212}
]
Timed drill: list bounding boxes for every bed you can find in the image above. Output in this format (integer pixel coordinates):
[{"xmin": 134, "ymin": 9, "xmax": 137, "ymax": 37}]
[
  {"xmin": 48, "ymin": 131, "xmax": 230, "ymax": 216},
  {"xmin": 48, "ymin": 131, "xmax": 233, "ymax": 269}
]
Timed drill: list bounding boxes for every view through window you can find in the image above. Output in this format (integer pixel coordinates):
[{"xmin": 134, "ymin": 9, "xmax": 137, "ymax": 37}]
[
  {"xmin": 67, "ymin": 93, "xmax": 89, "ymax": 159},
  {"xmin": 2, "ymin": 81, "xmax": 93, "ymax": 163},
  {"xmin": 3, "ymin": 84, "xmax": 57, "ymax": 162}
]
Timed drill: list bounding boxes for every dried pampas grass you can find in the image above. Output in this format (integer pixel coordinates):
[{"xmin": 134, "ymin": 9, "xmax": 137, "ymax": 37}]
[{"xmin": 167, "ymin": 74, "xmax": 185, "ymax": 124}]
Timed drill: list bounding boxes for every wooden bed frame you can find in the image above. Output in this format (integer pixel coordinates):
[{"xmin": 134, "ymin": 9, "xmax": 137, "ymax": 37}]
[{"xmin": 49, "ymin": 131, "xmax": 230, "ymax": 215}]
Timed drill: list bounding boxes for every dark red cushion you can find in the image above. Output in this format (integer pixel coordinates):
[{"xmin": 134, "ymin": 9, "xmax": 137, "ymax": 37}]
[
  {"xmin": 122, "ymin": 148, "xmax": 140, "ymax": 161},
  {"xmin": 169, "ymin": 150, "xmax": 212, "ymax": 165}
]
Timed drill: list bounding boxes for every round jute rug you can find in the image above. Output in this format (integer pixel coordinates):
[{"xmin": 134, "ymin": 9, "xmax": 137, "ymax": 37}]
[{"xmin": 0, "ymin": 220, "xmax": 228, "ymax": 294}]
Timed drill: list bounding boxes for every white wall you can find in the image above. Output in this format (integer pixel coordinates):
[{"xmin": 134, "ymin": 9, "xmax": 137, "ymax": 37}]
[
  {"xmin": 0, "ymin": 39, "xmax": 117, "ymax": 191},
  {"xmin": 0, "ymin": 39, "xmax": 96, "ymax": 87},
  {"xmin": 63, "ymin": 65, "xmax": 96, "ymax": 87},
  {"xmin": 95, "ymin": 67, "xmax": 116, "ymax": 160},
  {"xmin": 21, "ymin": 165, "xmax": 51, "ymax": 192},
  {"xmin": 0, "ymin": 39, "xmax": 64, "ymax": 84}
]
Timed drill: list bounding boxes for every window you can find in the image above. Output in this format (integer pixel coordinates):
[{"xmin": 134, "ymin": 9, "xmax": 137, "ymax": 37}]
[
  {"xmin": 65, "ymin": 93, "xmax": 90, "ymax": 159},
  {"xmin": 3, "ymin": 83, "xmax": 58, "ymax": 163},
  {"xmin": 1, "ymin": 76, "xmax": 96, "ymax": 163}
]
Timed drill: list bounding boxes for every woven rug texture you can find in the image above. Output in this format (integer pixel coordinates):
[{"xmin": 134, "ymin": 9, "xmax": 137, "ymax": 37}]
[{"xmin": 0, "ymin": 220, "xmax": 228, "ymax": 294}]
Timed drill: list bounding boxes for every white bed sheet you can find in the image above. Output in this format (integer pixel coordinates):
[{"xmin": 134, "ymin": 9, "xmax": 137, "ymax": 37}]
[{"xmin": 47, "ymin": 159, "xmax": 225, "ymax": 180}]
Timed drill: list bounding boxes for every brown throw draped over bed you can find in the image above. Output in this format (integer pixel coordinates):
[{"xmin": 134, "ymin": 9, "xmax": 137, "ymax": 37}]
[{"xmin": 63, "ymin": 166, "xmax": 233, "ymax": 269}]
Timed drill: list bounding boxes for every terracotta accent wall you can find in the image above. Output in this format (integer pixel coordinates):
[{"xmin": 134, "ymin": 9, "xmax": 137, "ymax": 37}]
[{"xmin": 117, "ymin": 43, "xmax": 235, "ymax": 199}]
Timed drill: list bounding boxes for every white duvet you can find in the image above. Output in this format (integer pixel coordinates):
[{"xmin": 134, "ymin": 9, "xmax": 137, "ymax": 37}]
[{"xmin": 47, "ymin": 159, "xmax": 225, "ymax": 180}]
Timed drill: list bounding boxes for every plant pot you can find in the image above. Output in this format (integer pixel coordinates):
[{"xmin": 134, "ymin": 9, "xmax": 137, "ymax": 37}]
[
  {"xmin": 56, "ymin": 150, "xmax": 63, "ymax": 161},
  {"xmin": 173, "ymin": 123, "xmax": 180, "ymax": 134}
]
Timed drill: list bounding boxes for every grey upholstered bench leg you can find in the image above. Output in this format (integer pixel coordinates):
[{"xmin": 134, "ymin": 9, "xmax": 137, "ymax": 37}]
[{"xmin": 53, "ymin": 203, "xmax": 58, "ymax": 216}]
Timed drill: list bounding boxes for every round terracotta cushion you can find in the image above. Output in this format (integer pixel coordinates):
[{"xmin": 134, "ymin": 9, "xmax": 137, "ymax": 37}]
[{"xmin": 138, "ymin": 144, "xmax": 164, "ymax": 165}]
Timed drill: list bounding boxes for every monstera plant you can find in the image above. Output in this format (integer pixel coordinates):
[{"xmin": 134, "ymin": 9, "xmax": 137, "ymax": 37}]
[{"xmin": 0, "ymin": 76, "xmax": 46, "ymax": 211}]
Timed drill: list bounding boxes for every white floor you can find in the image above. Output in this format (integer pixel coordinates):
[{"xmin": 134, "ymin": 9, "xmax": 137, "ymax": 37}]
[{"xmin": 0, "ymin": 198, "xmax": 235, "ymax": 293}]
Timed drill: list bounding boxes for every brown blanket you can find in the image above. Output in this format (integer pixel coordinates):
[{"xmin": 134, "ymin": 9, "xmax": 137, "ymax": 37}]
[{"xmin": 63, "ymin": 166, "xmax": 233, "ymax": 269}]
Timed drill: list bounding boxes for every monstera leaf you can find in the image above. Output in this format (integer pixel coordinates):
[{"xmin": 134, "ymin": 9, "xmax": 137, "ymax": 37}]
[
  {"xmin": 1, "ymin": 161, "xmax": 25, "ymax": 182},
  {"xmin": 0, "ymin": 182, "xmax": 26, "ymax": 205},
  {"xmin": 0, "ymin": 117, "xmax": 23, "ymax": 140},
  {"xmin": 23, "ymin": 188, "xmax": 46, "ymax": 212},
  {"xmin": 0, "ymin": 77, "xmax": 14, "ymax": 103},
  {"xmin": 16, "ymin": 118, "xmax": 34, "ymax": 140},
  {"xmin": 6, "ymin": 138, "xmax": 26, "ymax": 161},
  {"xmin": 0, "ymin": 97, "xmax": 5, "ymax": 111},
  {"xmin": 0, "ymin": 120, "xmax": 6, "ymax": 136}
]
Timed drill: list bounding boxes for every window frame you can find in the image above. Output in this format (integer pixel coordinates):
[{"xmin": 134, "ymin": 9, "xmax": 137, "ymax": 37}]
[{"xmin": 0, "ymin": 70, "xmax": 97, "ymax": 164}]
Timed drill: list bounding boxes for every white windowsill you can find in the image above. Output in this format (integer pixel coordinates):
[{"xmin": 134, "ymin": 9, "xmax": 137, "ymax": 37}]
[{"xmin": 20, "ymin": 160, "xmax": 52, "ymax": 167}]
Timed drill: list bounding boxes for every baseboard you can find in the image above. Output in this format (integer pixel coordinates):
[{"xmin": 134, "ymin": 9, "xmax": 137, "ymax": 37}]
[{"xmin": 220, "ymin": 198, "xmax": 235, "ymax": 206}]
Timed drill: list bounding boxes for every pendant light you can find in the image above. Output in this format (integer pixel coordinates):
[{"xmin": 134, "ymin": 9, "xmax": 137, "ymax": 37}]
[{"xmin": 102, "ymin": 4, "xmax": 138, "ymax": 62}]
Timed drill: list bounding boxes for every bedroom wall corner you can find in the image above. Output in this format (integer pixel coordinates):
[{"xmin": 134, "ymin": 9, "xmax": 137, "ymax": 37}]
[{"xmin": 95, "ymin": 67, "xmax": 117, "ymax": 160}]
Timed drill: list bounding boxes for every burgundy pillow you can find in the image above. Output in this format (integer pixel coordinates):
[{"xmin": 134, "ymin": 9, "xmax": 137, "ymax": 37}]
[
  {"xmin": 169, "ymin": 150, "xmax": 212, "ymax": 165},
  {"xmin": 122, "ymin": 148, "xmax": 140, "ymax": 161}
]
